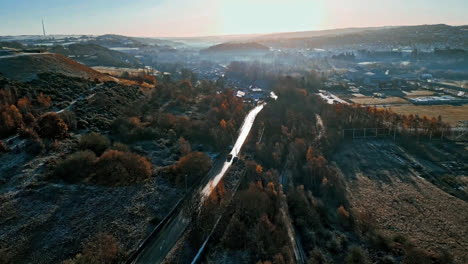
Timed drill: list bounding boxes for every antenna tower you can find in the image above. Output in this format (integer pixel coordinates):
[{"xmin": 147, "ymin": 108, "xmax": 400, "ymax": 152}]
[{"xmin": 42, "ymin": 19, "xmax": 46, "ymax": 37}]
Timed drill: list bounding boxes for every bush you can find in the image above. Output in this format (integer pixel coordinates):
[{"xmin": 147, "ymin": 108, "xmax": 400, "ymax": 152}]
[
  {"xmin": 367, "ymin": 230, "xmax": 392, "ymax": 252},
  {"xmin": 308, "ymin": 248, "xmax": 329, "ymax": 264},
  {"xmin": 63, "ymin": 233, "xmax": 120, "ymax": 264},
  {"xmin": 37, "ymin": 92, "xmax": 52, "ymax": 108},
  {"xmin": 54, "ymin": 151, "xmax": 97, "ymax": 182},
  {"xmin": 326, "ymin": 232, "xmax": 348, "ymax": 253},
  {"xmin": 79, "ymin": 132, "xmax": 110, "ymax": 155},
  {"xmin": 434, "ymin": 250, "xmax": 454, "ymax": 264},
  {"xmin": 59, "ymin": 110, "xmax": 77, "ymax": 131},
  {"xmin": 379, "ymin": 255, "xmax": 396, "ymax": 264},
  {"xmin": 37, "ymin": 112, "xmax": 68, "ymax": 139},
  {"xmin": 170, "ymin": 151, "xmax": 212, "ymax": 185},
  {"xmin": 345, "ymin": 246, "xmax": 370, "ymax": 264},
  {"xmin": 24, "ymin": 138, "xmax": 44, "ymax": 155},
  {"xmin": 110, "ymin": 142, "xmax": 129, "ymax": 152},
  {"xmin": 354, "ymin": 209, "xmax": 376, "ymax": 236},
  {"xmin": 23, "ymin": 112, "xmax": 36, "ymax": 127},
  {"xmin": 0, "ymin": 104, "xmax": 24, "ymax": 137},
  {"xmin": 337, "ymin": 205, "xmax": 351, "ymax": 227},
  {"xmin": 0, "ymin": 140, "xmax": 9, "ymax": 153},
  {"xmin": 18, "ymin": 126, "xmax": 39, "ymax": 139},
  {"xmin": 93, "ymin": 150, "xmax": 151, "ymax": 185},
  {"xmin": 402, "ymin": 247, "xmax": 431, "ymax": 264},
  {"xmin": 178, "ymin": 137, "xmax": 191, "ymax": 155},
  {"xmin": 221, "ymin": 214, "xmax": 249, "ymax": 250},
  {"xmin": 82, "ymin": 233, "xmax": 120, "ymax": 264},
  {"xmin": 392, "ymin": 234, "xmax": 408, "ymax": 244}
]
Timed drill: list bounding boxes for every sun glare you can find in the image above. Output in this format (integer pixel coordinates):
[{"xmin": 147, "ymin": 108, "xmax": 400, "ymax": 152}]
[{"xmin": 220, "ymin": 0, "xmax": 325, "ymax": 35}]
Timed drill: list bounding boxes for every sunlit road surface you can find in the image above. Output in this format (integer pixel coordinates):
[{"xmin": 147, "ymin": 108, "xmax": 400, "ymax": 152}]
[
  {"xmin": 201, "ymin": 104, "xmax": 264, "ymax": 197},
  {"xmin": 317, "ymin": 90, "xmax": 348, "ymax": 105},
  {"xmin": 133, "ymin": 104, "xmax": 264, "ymax": 264}
]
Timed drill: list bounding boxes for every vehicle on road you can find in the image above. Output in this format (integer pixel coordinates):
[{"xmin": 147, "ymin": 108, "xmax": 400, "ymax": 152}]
[{"xmin": 227, "ymin": 154, "xmax": 233, "ymax": 162}]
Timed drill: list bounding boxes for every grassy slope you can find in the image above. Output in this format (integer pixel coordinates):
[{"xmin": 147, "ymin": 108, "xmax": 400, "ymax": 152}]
[{"xmin": 0, "ymin": 53, "xmax": 114, "ymax": 82}]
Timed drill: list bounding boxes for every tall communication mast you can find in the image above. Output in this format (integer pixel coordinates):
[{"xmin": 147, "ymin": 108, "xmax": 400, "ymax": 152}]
[{"xmin": 42, "ymin": 19, "xmax": 46, "ymax": 37}]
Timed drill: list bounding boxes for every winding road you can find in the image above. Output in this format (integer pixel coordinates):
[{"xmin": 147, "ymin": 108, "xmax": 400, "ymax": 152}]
[{"xmin": 131, "ymin": 104, "xmax": 265, "ymax": 264}]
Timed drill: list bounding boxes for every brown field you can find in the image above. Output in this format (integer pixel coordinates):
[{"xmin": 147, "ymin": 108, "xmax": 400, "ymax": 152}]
[
  {"xmin": 438, "ymin": 81, "xmax": 468, "ymax": 89},
  {"xmin": 334, "ymin": 140, "xmax": 468, "ymax": 264},
  {"xmin": 349, "ymin": 174, "xmax": 468, "ymax": 264},
  {"xmin": 92, "ymin": 66, "xmax": 151, "ymax": 77},
  {"xmin": 385, "ymin": 104, "xmax": 468, "ymax": 125},
  {"xmin": 350, "ymin": 96, "xmax": 408, "ymax": 105},
  {"xmin": 403, "ymin": 90, "xmax": 435, "ymax": 98}
]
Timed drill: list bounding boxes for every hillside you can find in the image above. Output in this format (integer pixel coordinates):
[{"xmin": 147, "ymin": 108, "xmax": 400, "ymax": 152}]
[
  {"xmin": 0, "ymin": 41, "xmax": 25, "ymax": 49},
  {"xmin": 201, "ymin": 42, "xmax": 270, "ymax": 54},
  {"xmin": 261, "ymin": 24, "xmax": 468, "ymax": 48},
  {"xmin": 0, "ymin": 69, "xmax": 248, "ymax": 263},
  {"xmin": 254, "ymin": 26, "xmax": 390, "ymax": 40},
  {"xmin": 47, "ymin": 43, "xmax": 141, "ymax": 68},
  {"xmin": 0, "ymin": 53, "xmax": 114, "ymax": 81}
]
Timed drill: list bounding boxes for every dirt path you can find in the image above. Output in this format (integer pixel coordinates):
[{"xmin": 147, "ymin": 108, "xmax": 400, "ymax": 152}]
[{"xmin": 0, "ymin": 52, "xmax": 50, "ymax": 59}]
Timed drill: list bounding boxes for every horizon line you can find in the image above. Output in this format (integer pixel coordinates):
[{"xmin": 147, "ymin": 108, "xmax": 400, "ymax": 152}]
[{"xmin": 1, "ymin": 23, "xmax": 467, "ymax": 39}]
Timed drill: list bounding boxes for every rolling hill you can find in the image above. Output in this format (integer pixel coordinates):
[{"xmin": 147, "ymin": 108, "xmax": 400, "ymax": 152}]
[
  {"xmin": 47, "ymin": 43, "xmax": 141, "ymax": 68},
  {"xmin": 200, "ymin": 42, "xmax": 269, "ymax": 54},
  {"xmin": 0, "ymin": 52, "xmax": 114, "ymax": 82},
  {"xmin": 259, "ymin": 24, "xmax": 468, "ymax": 48}
]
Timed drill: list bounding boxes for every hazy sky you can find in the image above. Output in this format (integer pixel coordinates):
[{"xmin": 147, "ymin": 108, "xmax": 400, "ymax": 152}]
[{"xmin": 1, "ymin": 0, "xmax": 467, "ymax": 37}]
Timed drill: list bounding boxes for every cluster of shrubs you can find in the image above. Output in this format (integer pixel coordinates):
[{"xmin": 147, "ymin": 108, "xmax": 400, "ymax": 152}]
[
  {"xmin": 0, "ymin": 94, "xmax": 66, "ymax": 138},
  {"xmin": 54, "ymin": 133, "xmax": 151, "ymax": 185},
  {"xmin": 0, "ymin": 77, "xmax": 78, "ymax": 156},
  {"xmin": 168, "ymin": 151, "xmax": 212, "ymax": 186},
  {"xmin": 218, "ymin": 181, "xmax": 293, "ymax": 263},
  {"xmin": 0, "ymin": 140, "xmax": 9, "ymax": 153},
  {"xmin": 37, "ymin": 112, "xmax": 69, "ymax": 139},
  {"xmin": 110, "ymin": 79, "xmax": 246, "ymax": 152},
  {"xmin": 1, "ymin": 73, "xmax": 87, "ymax": 139}
]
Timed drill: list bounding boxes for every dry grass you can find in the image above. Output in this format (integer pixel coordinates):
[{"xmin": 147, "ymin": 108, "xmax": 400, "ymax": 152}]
[
  {"xmin": 334, "ymin": 140, "xmax": 468, "ymax": 264},
  {"xmin": 438, "ymin": 81, "xmax": 467, "ymax": 89},
  {"xmin": 92, "ymin": 66, "xmax": 147, "ymax": 76},
  {"xmin": 117, "ymin": 79, "xmax": 155, "ymax": 93},
  {"xmin": 386, "ymin": 104, "xmax": 468, "ymax": 125},
  {"xmin": 350, "ymin": 96, "xmax": 408, "ymax": 105},
  {"xmin": 348, "ymin": 173, "xmax": 468, "ymax": 264}
]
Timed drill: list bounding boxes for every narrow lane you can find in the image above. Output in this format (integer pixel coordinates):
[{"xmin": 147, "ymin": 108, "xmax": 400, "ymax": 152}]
[
  {"xmin": 201, "ymin": 104, "xmax": 264, "ymax": 197},
  {"xmin": 133, "ymin": 104, "xmax": 264, "ymax": 264}
]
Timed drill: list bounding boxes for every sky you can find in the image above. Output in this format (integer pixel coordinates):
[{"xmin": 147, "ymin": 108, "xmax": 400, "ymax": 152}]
[{"xmin": 0, "ymin": 0, "xmax": 467, "ymax": 37}]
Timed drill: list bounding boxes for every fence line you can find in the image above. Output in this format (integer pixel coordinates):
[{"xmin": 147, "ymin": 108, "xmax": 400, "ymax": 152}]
[{"xmin": 342, "ymin": 127, "xmax": 467, "ymax": 141}]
